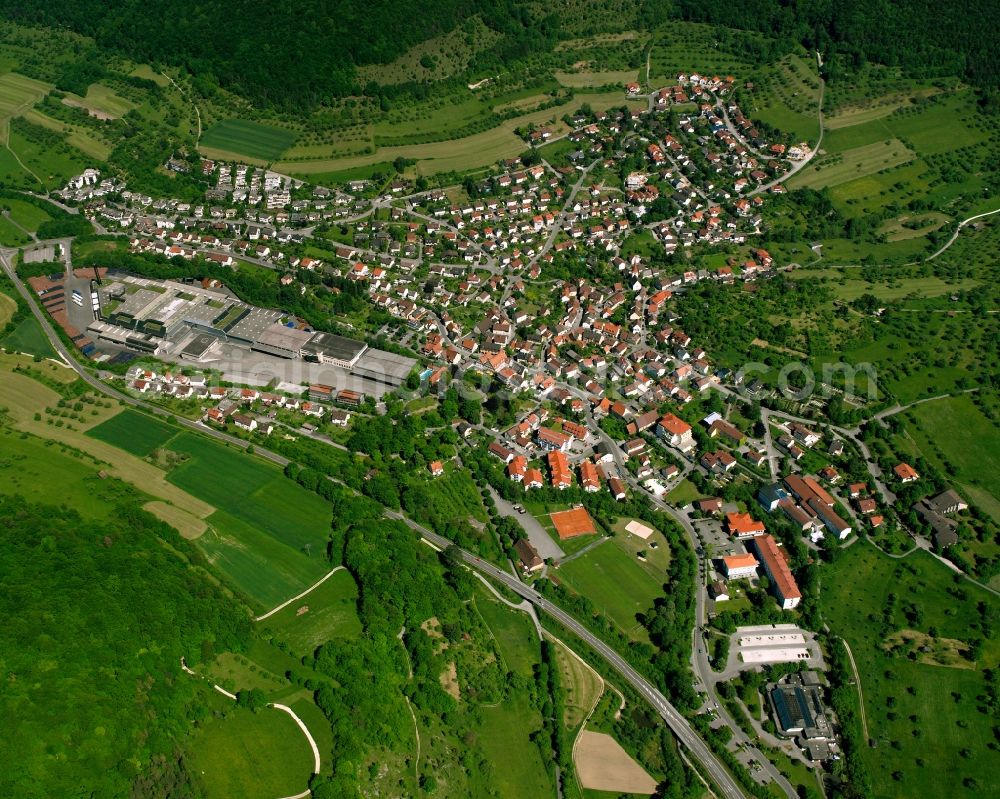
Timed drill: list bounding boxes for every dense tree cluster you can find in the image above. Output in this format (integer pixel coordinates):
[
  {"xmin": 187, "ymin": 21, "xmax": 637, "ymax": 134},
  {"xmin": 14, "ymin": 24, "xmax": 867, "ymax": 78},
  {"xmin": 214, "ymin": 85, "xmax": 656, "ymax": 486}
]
[{"xmin": 0, "ymin": 493, "xmax": 250, "ymax": 799}]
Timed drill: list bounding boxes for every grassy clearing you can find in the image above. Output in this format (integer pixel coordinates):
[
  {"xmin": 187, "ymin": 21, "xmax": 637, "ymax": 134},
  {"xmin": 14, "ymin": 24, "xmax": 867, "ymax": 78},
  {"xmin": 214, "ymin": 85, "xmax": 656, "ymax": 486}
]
[
  {"xmin": 61, "ymin": 83, "xmax": 134, "ymax": 119},
  {"xmin": 476, "ymin": 696, "xmax": 555, "ymax": 798},
  {"xmin": 791, "ymin": 272, "xmax": 981, "ymax": 302},
  {"xmin": 824, "ymin": 544, "xmax": 998, "ymax": 799},
  {"xmin": 824, "ymin": 86, "xmax": 941, "ymax": 129},
  {"xmin": 128, "ymin": 64, "xmax": 169, "ymax": 86},
  {"xmin": 0, "ymin": 72, "xmax": 50, "ymax": 122},
  {"xmin": 0, "ymin": 313, "xmax": 57, "ymax": 358},
  {"xmin": 200, "ymin": 119, "xmax": 297, "ymax": 161},
  {"xmin": 903, "ymin": 394, "xmax": 1000, "ymax": 523},
  {"xmin": 555, "ymin": 538, "xmax": 663, "ymax": 642},
  {"xmin": 0, "ymin": 290, "xmax": 14, "ymax": 325},
  {"xmin": 187, "ymin": 701, "xmax": 314, "ymax": 799},
  {"xmin": 788, "ymin": 139, "xmax": 916, "ymax": 190},
  {"xmin": 7, "ymin": 125, "xmax": 89, "ymax": 189},
  {"xmin": 2, "ymin": 197, "xmax": 51, "ymax": 231},
  {"xmin": 87, "ymin": 408, "xmax": 180, "ymax": 456},
  {"xmin": 474, "ymin": 587, "xmax": 540, "ymax": 674},
  {"xmin": 261, "ymin": 568, "xmax": 363, "ymax": 653},
  {"xmin": 0, "ymin": 214, "xmax": 30, "ymax": 245}
]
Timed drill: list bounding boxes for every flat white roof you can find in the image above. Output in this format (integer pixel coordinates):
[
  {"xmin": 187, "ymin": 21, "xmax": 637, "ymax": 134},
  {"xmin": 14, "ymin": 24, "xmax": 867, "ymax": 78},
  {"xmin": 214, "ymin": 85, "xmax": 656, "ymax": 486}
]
[{"xmin": 741, "ymin": 647, "xmax": 810, "ymax": 664}]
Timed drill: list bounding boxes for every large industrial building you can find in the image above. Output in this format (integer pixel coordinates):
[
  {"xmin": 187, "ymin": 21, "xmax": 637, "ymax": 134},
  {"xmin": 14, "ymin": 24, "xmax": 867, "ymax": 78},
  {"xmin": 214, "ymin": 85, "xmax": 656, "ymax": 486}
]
[{"xmin": 86, "ymin": 274, "xmax": 414, "ymax": 388}]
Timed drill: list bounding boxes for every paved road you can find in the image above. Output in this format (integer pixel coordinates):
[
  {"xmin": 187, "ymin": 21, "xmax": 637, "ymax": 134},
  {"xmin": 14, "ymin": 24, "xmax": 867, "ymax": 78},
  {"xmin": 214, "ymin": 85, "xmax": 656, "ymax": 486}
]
[
  {"xmin": 2, "ymin": 247, "xmax": 749, "ymax": 799},
  {"xmin": 392, "ymin": 510, "xmax": 748, "ymax": 799}
]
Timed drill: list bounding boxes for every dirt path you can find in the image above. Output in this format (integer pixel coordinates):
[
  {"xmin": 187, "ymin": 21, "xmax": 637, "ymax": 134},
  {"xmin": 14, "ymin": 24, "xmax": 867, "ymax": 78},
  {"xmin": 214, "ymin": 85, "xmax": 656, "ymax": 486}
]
[
  {"xmin": 840, "ymin": 639, "xmax": 869, "ymax": 742},
  {"xmin": 254, "ymin": 566, "xmax": 345, "ymax": 622}
]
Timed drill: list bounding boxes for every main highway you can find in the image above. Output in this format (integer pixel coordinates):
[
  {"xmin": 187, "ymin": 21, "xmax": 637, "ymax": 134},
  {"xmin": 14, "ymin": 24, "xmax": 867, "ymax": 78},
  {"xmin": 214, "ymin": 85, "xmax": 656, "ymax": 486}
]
[{"xmin": 1, "ymin": 247, "xmax": 748, "ymax": 799}]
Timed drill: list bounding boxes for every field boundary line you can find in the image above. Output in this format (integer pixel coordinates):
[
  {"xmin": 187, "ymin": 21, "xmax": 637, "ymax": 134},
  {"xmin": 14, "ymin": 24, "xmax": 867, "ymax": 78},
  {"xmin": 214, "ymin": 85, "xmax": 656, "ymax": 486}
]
[{"xmin": 255, "ymin": 566, "xmax": 345, "ymax": 621}]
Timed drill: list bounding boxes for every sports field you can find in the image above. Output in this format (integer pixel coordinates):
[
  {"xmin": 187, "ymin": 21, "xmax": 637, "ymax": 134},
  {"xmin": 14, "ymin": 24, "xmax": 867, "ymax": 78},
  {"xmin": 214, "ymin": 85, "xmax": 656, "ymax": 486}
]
[
  {"xmin": 556, "ymin": 538, "xmax": 663, "ymax": 641},
  {"xmin": 200, "ymin": 119, "xmax": 297, "ymax": 160},
  {"xmin": 188, "ymin": 702, "xmax": 314, "ymax": 799},
  {"xmin": 825, "ymin": 544, "xmax": 999, "ymax": 799},
  {"xmin": 261, "ymin": 568, "xmax": 363, "ymax": 652}
]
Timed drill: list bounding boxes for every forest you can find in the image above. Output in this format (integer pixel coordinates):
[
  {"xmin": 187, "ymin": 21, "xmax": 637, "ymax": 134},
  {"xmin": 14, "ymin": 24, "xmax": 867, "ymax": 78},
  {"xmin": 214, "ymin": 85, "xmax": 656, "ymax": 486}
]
[
  {"xmin": 2, "ymin": 0, "xmax": 998, "ymax": 110},
  {"xmin": 0, "ymin": 492, "xmax": 251, "ymax": 798}
]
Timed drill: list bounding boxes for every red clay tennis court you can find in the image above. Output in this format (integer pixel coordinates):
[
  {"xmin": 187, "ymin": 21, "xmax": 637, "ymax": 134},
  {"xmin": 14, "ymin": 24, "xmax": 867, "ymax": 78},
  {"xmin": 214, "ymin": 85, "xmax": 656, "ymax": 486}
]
[{"xmin": 550, "ymin": 507, "xmax": 597, "ymax": 539}]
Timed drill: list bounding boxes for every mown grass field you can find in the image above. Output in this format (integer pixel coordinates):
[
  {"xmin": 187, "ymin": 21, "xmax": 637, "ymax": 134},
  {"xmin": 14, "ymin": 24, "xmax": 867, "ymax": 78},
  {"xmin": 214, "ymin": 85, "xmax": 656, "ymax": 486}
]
[
  {"xmin": 903, "ymin": 394, "xmax": 1000, "ymax": 523},
  {"xmin": 200, "ymin": 119, "xmax": 297, "ymax": 160},
  {"xmin": 0, "ymin": 214, "xmax": 30, "ymax": 245},
  {"xmin": 87, "ymin": 408, "xmax": 180, "ymax": 456},
  {"xmin": 554, "ymin": 69, "xmax": 638, "ymax": 89},
  {"xmin": 475, "ymin": 696, "xmax": 555, "ymax": 799},
  {"xmin": 0, "ymin": 71, "xmax": 49, "ymax": 123},
  {"xmin": 261, "ymin": 568, "xmax": 363, "ymax": 651},
  {"xmin": 824, "ymin": 544, "xmax": 999, "ymax": 799},
  {"xmin": 188, "ymin": 701, "xmax": 314, "ymax": 799},
  {"xmin": 555, "ymin": 538, "xmax": 664, "ymax": 642}
]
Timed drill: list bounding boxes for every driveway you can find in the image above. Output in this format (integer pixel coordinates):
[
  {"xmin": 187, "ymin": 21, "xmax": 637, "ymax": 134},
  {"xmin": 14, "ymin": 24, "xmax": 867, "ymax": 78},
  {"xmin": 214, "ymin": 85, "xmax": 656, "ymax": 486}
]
[{"xmin": 490, "ymin": 488, "xmax": 565, "ymax": 560}]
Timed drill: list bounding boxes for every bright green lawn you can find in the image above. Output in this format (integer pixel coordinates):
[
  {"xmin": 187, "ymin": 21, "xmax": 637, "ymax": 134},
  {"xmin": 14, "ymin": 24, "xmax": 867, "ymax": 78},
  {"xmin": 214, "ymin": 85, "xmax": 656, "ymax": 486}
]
[{"xmin": 555, "ymin": 538, "xmax": 664, "ymax": 641}]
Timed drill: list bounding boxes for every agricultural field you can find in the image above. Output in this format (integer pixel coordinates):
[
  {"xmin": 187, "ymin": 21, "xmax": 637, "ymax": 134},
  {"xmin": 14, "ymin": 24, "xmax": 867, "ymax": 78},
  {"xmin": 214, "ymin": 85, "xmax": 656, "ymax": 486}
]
[
  {"xmin": 260, "ymin": 568, "xmax": 363, "ymax": 651},
  {"xmin": 554, "ymin": 69, "xmax": 639, "ymax": 89},
  {"xmin": 187, "ymin": 700, "xmax": 315, "ymax": 799},
  {"xmin": 824, "ymin": 544, "xmax": 999, "ymax": 799},
  {"xmin": 200, "ymin": 119, "xmax": 298, "ymax": 161},
  {"xmin": 902, "ymin": 394, "xmax": 1000, "ymax": 524},
  {"xmin": 89, "ymin": 408, "xmax": 336, "ymax": 607},
  {"xmin": 0, "ymin": 289, "xmax": 14, "ymax": 325},
  {"xmin": 788, "ymin": 139, "xmax": 916, "ymax": 190},
  {"xmin": 555, "ymin": 538, "xmax": 664, "ymax": 642},
  {"xmin": 87, "ymin": 408, "xmax": 180, "ymax": 457},
  {"xmin": 0, "ymin": 313, "xmax": 57, "ymax": 358}
]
